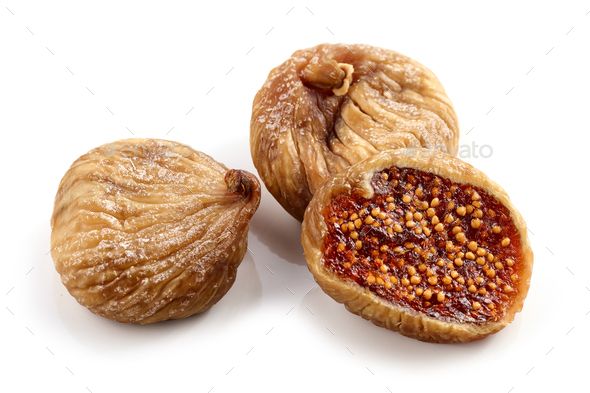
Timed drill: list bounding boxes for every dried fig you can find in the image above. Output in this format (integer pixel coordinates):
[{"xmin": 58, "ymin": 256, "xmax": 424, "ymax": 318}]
[
  {"xmin": 50, "ymin": 139, "xmax": 261, "ymax": 324},
  {"xmin": 251, "ymin": 43, "xmax": 459, "ymax": 220},
  {"xmin": 301, "ymin": 149, "xmax": 533, "ymax": 343}
]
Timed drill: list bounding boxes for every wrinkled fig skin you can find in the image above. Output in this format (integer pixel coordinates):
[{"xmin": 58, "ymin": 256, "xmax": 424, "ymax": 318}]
[
  {"xmin": 251, "ymin": 43, "xmax": 459, "ymax": 220},
  {"xmin": 51, "ymin": 139, "xmax": 261, "ymax": 324}
]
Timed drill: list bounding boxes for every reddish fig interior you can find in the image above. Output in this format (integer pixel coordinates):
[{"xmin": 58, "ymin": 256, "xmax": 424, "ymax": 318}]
[{"xmin": 322, "ymin": 167, "xmax": 523, "ymax": 323}]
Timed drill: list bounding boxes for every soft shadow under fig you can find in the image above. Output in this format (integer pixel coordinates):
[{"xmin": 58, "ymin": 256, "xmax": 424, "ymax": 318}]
[
  {"xmin": 54, "ymin": 253, "xmax": 262, "ymax": 351},
  {"xmin": 249, "ymin": 193, "xmax": 305, "ymax": 265},
  {"xmin": 302, "ymin": 287, "xmax": 500, "ymax": 364}
]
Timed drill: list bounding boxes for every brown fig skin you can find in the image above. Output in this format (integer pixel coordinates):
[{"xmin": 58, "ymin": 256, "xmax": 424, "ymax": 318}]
[
  {"xmin": 251, "ymin": 43, "xmax": 459, "ymax": 220},
  {"xmin": 51, "ymin": 139, "xmax": 261, "ymax": 324},
  {"xmin": 301, "ymin": 149, "xmax": 533, "ymax": 343}
]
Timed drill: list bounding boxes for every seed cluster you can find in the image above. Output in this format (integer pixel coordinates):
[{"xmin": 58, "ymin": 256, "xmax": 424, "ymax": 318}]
[{"xmin": 322, "ymin": 167, "xmax": 522, "ymax": 323}]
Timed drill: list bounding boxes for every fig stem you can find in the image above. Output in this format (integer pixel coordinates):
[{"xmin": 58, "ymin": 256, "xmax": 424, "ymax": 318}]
[
  {"xmin": 224, "ymin": 169, "xmax": 260, "ymax": 200},
  {"xmin": 332, "ymin": 63, "xmax": 354, "ymax": 96},
  {"xmin": 300, "ymin": 58, "xmax": 354, "ymax": 96}
]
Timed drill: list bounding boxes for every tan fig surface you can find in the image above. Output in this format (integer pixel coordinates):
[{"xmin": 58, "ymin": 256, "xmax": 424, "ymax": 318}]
[
  {"xmin": 51, "ymin": 139, "xmax": 261, "ymax": 324},
  {"xmin": 251, "ymin": 43, "xmax": 459, "ymax": 220}
]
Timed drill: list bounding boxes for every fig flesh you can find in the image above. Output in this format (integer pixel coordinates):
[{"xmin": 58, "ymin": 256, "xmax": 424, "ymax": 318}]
[{"xmin": 302, "ymin": 148, "xmax": 533, "ymax": 342}]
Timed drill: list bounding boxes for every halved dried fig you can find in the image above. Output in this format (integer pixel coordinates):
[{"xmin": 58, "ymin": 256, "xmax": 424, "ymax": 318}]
[
  {"xmin": 50, "ymin": 139, "xmax": 261, "ymax": 324},
  {"xmin": 302, "ymin": 149, "xmax": 533, "ymax": 342},
  {"xmin": 251, "ymin": 43, "xmax": 459, "ymax": 220}
]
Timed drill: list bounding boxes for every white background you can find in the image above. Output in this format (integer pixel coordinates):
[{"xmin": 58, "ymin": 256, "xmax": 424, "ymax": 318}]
[{"xmin": 1, "ymin": 1, "xmax": 589, "ymax": 392}]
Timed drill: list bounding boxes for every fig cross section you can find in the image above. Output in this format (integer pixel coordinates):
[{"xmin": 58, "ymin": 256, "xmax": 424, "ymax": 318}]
[{"xmin": 302, "ymin": 149, "xmax": 533, "ymax": 343}]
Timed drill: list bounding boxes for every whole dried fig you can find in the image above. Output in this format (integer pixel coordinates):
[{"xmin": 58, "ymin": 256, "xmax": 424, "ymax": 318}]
[
  {"xmin": 251, "ymin": 43, "xmax": 459, "ymax": 220},
  {"xmin": 301, "ymin": 149, "xmax": 533, "ymax": 343},
  {"xmin": 50, "ymin": 139, "xmax": 261, "ymax": 324}
]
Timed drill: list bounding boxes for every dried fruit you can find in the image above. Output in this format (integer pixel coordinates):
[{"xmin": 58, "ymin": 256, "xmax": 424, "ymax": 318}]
[
  {"xmin": 302, "ymin": 149, "xmax": 533, "ymax": 342},
  {"xmin": 50, "ymin": 139, "xmax": 261, "ymax": 324},
  {"xmin": 251, "ymin": 43, "xmax": 459, "ymax": 220}
]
